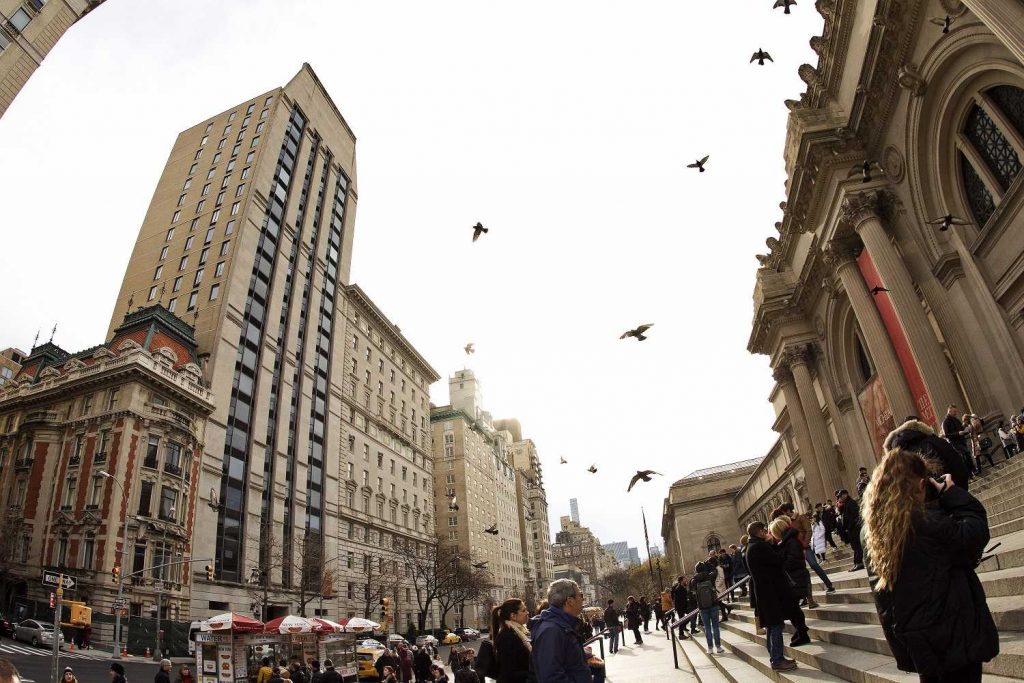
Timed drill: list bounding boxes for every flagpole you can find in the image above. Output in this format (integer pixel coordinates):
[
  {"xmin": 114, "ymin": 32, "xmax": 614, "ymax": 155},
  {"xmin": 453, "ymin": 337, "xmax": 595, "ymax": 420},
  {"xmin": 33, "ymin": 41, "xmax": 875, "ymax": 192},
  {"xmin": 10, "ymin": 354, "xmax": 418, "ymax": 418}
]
[{"xmin": 641, "ymin": 508, "xmax": 656, "ymax": 588}]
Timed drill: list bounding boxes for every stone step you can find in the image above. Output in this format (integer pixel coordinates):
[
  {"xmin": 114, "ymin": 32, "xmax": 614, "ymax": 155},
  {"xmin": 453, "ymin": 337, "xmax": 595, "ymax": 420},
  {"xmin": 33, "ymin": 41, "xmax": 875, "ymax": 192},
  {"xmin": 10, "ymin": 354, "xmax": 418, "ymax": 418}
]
[
  {"xmin": 720, "ymin": 615, "xmax": 1021, "ymax": 683},
  {"xmin": 729, "ymin": 602, "xmax": 1024, "ymax": 678},
  {"xmin": 678, "ymin": 636, "xmax": 746, "ymax": 682},
  {"xmin": 715, "ymin": 629, "xmax": 848, "ymax": 682},
  {"xmin": 990, "ymin": 503, "xmax": 1024, "ymax": 527},
  {"xmin": 809, "ymin": 565, "xmax": 1024, "ymax": 604}
]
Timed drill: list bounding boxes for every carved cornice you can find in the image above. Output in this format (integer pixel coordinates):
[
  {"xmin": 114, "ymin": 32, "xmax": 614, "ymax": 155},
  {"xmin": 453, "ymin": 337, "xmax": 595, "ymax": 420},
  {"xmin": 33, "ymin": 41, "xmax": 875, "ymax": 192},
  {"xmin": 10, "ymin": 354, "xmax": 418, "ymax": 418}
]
[{"xmin": 932, "ymin": 252, "xmax": 966, "ymax": 289}]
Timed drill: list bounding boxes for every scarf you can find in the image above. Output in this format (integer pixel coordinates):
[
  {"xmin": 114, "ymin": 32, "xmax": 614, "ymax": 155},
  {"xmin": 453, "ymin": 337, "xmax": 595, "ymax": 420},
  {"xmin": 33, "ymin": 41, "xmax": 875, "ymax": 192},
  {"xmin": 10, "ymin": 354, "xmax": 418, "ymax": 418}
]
[{"xmin": 505, "ymin": 620, "xmax": 532, "ymax": 652}]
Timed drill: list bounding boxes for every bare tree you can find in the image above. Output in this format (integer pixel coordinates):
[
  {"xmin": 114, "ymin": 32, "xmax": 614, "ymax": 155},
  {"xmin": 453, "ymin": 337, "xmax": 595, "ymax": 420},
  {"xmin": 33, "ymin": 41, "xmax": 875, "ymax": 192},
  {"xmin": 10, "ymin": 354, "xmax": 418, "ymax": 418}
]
[
  {"xmin": 404, "ymin": 542, "xmax": 459, "ymax": 632},
  {"xmin": 357, "ymin": 551, "xmax": 401, "ymax": 619},
  {"xmin": 244, "ymin": 523, "xmax": 340, "ymax": 618},
  {"xmin": 435, "ymin": 560, "xmax": 490, "ymax": 629}
]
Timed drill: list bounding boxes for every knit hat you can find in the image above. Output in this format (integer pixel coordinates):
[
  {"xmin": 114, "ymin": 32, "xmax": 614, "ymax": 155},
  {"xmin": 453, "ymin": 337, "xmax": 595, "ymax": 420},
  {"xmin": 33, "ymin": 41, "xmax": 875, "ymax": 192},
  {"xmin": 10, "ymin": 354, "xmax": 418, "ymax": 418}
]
[{"xmin": 110, "ymin": 663, "xmax": 125, "ymax": 675}]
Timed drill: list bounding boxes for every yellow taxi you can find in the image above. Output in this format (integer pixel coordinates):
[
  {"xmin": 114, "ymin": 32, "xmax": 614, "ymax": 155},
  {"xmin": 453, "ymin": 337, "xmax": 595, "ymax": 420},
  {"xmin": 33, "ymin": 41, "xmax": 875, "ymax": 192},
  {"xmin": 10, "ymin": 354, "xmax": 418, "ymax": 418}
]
[
  {"xmin": 442, "ymin": 632, "xmax": 461, "ymax": 645},
  {"xmin": 356, "ymin": 647, "xmax": 382, "ymax": 679}
]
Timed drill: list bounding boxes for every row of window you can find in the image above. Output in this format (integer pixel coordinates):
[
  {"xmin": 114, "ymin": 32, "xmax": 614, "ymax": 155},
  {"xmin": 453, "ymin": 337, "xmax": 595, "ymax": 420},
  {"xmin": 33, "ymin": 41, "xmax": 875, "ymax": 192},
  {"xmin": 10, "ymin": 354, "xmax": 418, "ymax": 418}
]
[
  {"xmin": 0, "ymin": 0, "xmax": 46, "ymax": 51},
  {"xmin": 960, "ymin": 85, "xmax": 1024, "ymax": 226}
]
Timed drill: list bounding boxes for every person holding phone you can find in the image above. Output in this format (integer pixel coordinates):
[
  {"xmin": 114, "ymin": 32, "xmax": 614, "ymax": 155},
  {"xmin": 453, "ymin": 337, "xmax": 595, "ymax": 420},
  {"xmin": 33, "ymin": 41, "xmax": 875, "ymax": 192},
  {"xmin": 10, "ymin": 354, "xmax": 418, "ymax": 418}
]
[{"xmin": 861, "ymin": 451, "xmax": 998, "ymax": 683}]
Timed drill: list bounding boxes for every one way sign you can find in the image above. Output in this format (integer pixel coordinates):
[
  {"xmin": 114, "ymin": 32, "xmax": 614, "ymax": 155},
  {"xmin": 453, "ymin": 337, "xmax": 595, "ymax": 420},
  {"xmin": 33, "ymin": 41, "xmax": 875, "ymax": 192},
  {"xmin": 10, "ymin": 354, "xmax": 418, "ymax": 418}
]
[{"xmin": 41, "ymin": 570, "xmax": 77, "ymax": 590}]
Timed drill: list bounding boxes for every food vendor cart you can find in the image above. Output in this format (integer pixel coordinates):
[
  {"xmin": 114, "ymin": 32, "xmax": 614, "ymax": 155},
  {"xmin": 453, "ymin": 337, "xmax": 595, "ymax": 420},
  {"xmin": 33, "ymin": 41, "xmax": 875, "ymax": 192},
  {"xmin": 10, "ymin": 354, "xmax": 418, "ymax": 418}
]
[{"xmin": 194, "ymin": 612, "xmax": 265, "ymax": 683}]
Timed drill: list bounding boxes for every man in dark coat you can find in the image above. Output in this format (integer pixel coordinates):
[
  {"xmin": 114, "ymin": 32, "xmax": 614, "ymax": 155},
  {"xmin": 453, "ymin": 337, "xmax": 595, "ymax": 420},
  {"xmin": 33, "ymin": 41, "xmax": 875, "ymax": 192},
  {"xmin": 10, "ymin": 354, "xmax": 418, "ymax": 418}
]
[
  {"xmin": 669, "ymin": 575, "xmax": 690, "ymax": 640},
  {"xmin": 602, "ymin": 599, "xmax": 620, "ymax": 653},
  {"xmin": 941, "ymin": 406, "xmax": 976, "ymax": 479},
  {"xmin": 886, "ymin": 417, "xmax": 972, "ymax": 491},
  {"xmin": 745, "ymin": 521, "xmax": 808, "ymax": 672},
  {"xmin": 531, "ymin": 579, "xmax": 591, "ymax": 683},
  {"xmin": 320, "ymin": 660, "xmax": 343, "ymax": 683},
  {"xmin": 836, "ymin": 490, "xmax": 864, "ymax": 571}
]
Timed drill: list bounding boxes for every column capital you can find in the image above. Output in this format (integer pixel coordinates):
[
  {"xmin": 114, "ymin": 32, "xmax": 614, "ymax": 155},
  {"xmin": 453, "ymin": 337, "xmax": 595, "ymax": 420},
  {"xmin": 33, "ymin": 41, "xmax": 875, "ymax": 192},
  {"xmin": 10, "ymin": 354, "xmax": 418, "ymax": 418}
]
[
  {"xmin": 840, "ymin": 189, "xmax": 896, "ymax": 232},
  {"xmin": 772, "ymin": 365, "xmax": 794, "ymax": 384},
  {"xmin": 783, "ymin": 343, "xmax": 817, "ymax": 368},
  {"xmin": 821, "ymin": 240, "xmax": 861, "ymax": 270}
]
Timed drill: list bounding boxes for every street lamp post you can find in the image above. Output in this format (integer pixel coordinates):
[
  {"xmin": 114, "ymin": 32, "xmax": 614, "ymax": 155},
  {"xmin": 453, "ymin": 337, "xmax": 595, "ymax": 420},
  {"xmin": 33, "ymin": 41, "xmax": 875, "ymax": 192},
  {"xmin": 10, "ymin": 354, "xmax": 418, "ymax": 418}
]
[
  {"xmin": 155, "ymin": 506, "xmax": 175, "ymax": 661},
  {"xmin": 100, "ymin": 471, "xmax": 129, "ymax": 660}
]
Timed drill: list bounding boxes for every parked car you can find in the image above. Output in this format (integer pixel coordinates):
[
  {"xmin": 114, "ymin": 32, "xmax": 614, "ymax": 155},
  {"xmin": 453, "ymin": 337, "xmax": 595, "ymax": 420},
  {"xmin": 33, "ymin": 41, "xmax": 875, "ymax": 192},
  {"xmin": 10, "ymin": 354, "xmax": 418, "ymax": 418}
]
[
  {"xmin": 0, "ymin": 614, "xmax": 14, "ymax": 638},
  {"xmin": 14, "ymin": 620, "xmax": 64, "ymax": 648},
  {"xmin": 415, "ymin": 634, "xmax": 438, "ymax": 648},
  {"xmin": 455, "ymin": 627, "xmax": 480, "ymax": 641},
  {"xmin": 441, "ymin": 632, "xmax": 461, "ymax": 645}
]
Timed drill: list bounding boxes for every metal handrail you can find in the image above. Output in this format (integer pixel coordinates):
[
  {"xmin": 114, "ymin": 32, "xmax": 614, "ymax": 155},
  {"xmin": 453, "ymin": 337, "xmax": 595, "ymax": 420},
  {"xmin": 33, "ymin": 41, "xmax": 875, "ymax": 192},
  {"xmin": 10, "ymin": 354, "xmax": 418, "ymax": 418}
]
[
  {"xmin": 582, "ymin": 628, "xmax": 608, "ymax": 659},
  {"xmin": 668, "ymin": 576, "xmax": 750, "ymax": 630}
]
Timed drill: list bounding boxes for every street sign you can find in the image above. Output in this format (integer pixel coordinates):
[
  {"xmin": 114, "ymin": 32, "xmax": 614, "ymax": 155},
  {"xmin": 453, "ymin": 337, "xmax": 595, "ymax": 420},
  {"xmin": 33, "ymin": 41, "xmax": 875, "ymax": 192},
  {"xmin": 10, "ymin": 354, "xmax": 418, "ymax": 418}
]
[
  {"xmin": 41, "ymin": 570, "xmax": 77, "ymax": 590},
  {"xmin": 110, "ymin": 607, "xmax": 128, "ymax": 617},
  {"xmin": 112, "ymin": 597, "xmax": 127, "ymax": 607}
]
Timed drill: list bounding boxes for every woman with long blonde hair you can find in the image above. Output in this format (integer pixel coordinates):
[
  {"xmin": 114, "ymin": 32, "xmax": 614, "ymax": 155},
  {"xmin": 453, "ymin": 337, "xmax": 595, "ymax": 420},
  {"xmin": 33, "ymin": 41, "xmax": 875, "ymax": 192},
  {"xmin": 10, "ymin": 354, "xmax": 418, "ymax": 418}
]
[{"xmin": 862, "ymin": 448, "xmax": 997, "ymax": 682}]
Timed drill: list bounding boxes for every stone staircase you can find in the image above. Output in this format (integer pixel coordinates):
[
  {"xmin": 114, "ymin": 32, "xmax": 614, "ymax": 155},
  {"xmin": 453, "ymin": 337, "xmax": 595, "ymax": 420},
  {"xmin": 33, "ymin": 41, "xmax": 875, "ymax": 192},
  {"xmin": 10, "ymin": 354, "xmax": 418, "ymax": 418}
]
[{"xmin": 677, "ymin": 454, "xmax": 1024, "ymax": 682}]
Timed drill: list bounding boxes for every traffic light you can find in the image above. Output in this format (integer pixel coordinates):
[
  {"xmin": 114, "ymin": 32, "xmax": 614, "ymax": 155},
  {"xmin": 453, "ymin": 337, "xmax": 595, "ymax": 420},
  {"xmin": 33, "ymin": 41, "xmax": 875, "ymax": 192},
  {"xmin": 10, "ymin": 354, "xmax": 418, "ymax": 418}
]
[
  {"xmin": 70, "ymin": 604, "xmax": 92, "ymax": 626},
  {"xmin": 111, "ymin": 565, "xmax": 121, "ymax": 584},
  {"xmin": 205, "ymin": 564, "xmax": 214, "ymax": 581},
  {"xmin": 381, "ymin": 597, "xmax": 391, "ymax": 621}
]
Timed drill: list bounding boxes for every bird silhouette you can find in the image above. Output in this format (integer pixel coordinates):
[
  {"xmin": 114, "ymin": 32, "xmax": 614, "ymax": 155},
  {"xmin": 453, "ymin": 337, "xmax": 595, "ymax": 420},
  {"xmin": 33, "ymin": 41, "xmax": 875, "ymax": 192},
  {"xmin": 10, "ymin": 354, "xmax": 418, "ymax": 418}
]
[
  {"xmin": 472, "ymin": 222, "xmax": 488, "ymax": 242},
  {"xmin": 930, "ymin": 15, "xmax": 954, "ymax": 33},
  {"xmin": 464, "ymin": 343, "xmax": 475, "ymax": 355},
  {"xmin": 926, "ymin": 214, "xmax": 969, "ymax": 232},
  {"xmin": 869, "ymin": 286, "xmax": 890, "ymax": 296},
  {"xmin": 587, "ymin": 465, "xmax": 598, "ymax": 474},
  {"xmin": 773, "ymin": 0, "xmax": 797, "ymax": 13},
  {"xmin": 559, "ymin": 456, "xmax": 567, "ymax": 464},
  {"xmin": 750, "ymin": 49, "xmax": 773, "ymax": 66},
  {"xmin": 472, "ymin": 561, "xmax": 489, "ymax": 570},
  {"xmin": 484, "ymin": 524, "xmax": 499, "ymax": 535},
  {"xmin": 620, "ymin": 324, "xmax": 654, "ymax": 341},
  {"xmin": 627, "ymin": 470, "xmax": 663, "ymax": 492},
  {"xmin": 448, "ymin": 494, "xmax": 459, "ymax": 512},
  {"xmin": 686, "ymin": 155, "xmax": 710, "ymax": 172},
  {"xmin": 848, "ymin": 160, "xmax": 884, "ymax": 183}
]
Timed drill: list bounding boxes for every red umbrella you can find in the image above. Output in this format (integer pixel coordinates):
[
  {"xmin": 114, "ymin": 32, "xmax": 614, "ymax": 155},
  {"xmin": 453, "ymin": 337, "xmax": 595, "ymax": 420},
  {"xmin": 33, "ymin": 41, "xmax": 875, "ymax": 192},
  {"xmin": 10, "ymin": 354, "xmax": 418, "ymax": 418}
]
[
  {"xmin": 202, "ymin": 612, "xmax": 264, "ymax": 633},
  {"xmin": 264, "ymin": 615, "xmax": 314, "ymax": 634}
]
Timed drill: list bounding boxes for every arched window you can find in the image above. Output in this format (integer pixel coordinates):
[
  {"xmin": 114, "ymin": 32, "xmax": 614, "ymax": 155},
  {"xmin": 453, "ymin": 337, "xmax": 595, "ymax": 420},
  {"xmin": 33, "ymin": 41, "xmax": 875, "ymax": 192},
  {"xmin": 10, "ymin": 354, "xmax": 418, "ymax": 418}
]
[
  {"xmin": 705, "ymin": 535, "xmax": 722, "ymax": 554},
  {"xmin": 959, "ymin": 85, "xmax": 1024, "ymax": 226}
]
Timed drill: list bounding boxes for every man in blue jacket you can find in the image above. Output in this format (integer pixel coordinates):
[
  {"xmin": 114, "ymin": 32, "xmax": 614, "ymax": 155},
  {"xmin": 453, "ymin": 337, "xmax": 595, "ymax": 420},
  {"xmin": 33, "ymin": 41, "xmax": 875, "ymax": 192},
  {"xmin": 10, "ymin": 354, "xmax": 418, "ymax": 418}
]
[{"xmin": 531, "ymin": 579, "xmax": 592, "ymax": 683}]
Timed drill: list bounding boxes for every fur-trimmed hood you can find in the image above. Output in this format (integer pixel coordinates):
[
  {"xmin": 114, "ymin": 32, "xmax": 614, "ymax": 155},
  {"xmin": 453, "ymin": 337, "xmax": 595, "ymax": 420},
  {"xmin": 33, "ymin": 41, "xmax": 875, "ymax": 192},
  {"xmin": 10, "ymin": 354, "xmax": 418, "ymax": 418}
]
[{"xmin": 882, "ymin": 419, "xmax": 936, "ymax": 452}]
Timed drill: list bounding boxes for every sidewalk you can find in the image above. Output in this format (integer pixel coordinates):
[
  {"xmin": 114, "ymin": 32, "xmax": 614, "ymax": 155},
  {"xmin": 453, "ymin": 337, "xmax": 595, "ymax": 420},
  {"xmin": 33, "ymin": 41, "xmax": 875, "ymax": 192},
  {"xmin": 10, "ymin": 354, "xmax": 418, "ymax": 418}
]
[{"xmin": 600, "ymin": 629, "xmax": 699, "ymax": 682}]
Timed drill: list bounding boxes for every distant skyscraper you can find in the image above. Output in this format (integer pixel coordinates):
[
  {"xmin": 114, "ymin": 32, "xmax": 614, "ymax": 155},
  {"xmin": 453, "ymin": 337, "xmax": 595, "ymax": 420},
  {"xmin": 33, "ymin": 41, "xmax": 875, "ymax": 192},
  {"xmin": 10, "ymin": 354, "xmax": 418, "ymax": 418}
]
[
  {"xmin": 602, "ymin": 542, "xmax": 630, "ymax": 566},
  {"xmin": 628, "ymin": 547, "xmax": 641, "ymax": 565},
  {"xmin": 569, "ymin": 497, "xmax": 580, "ymax": 524}
]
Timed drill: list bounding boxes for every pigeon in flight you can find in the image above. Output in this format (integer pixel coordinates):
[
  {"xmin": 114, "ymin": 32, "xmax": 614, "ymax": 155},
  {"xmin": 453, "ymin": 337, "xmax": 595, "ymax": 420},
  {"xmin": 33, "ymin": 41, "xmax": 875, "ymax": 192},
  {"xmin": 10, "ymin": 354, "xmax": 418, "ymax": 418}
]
[
  {"xmin": 750, "ymin": 49, "xmax": 774, "ymax": 66},
  {"xmin": 627, "ymin": 470, "xmax": 663, "ymax": 492},
  {"xmin": 686, "ymin": 155, "xmax": 710, "ymax": 172},
  {"xmin": 773, "ymin": 0, "xmax": 797, "ymax": 13},
  {"xmin": 620, "ymin": 324, "xmax": 654, "ymax": 342},
  {"xmin": 930, "ymin": 15, "xmax": 954, "ymax": 33},
  {"xmin": 848, "ymin": 160, "xmax": 884, "ymax": 183},
  {"xmin": 559, "ymin": 456, "xmax": 567, "ymax": 464},
  {"xmin": 926, "ymin": 214, "xmax": 969, "ymax": 232},
  {"xmin": 484, "ymin": 524, "xmax": 499, "ymax": 535},
  {"xmin": 464, "ymin": 343, "xmax": 475, "ymax": 355},
  {"xmin": 587, "ymin": 465, "xmax": 598, "ymax": 474},
  {"xmin": 448, "ymin": 494, "xmax": 459, "ymax": 512},
  {"xmin": 869, "ymin": 286, "xmax": 890, "ymax": 296},
  {"xmin": 472, "ymin": 222, "xmax": 488, "ymax": 242},
  {"xmin": 472, "ymin": 561, "xmax": 489, "ymax": 570}
]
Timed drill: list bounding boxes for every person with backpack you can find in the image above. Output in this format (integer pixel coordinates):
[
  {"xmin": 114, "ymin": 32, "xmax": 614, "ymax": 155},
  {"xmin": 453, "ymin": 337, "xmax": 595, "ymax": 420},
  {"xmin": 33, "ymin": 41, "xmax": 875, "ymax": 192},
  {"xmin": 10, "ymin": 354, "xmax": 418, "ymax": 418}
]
[
  {"xmin": 602, "ymin": 599, "xmax": 620, "ymax": 653},
  {"xmin": 669, "ymin": 576, "xmax": 690, "ymax": 640},
  {"xmin": 638, "ymin": 596, "xmax": 652, "ymax": 634},
  {"xmin": 624, "ymin": 596, "xmax": 643, "ymax": 645},
  {"xmin": 690, "ymin": 562, "xmax": 723, "ymax": 654}
]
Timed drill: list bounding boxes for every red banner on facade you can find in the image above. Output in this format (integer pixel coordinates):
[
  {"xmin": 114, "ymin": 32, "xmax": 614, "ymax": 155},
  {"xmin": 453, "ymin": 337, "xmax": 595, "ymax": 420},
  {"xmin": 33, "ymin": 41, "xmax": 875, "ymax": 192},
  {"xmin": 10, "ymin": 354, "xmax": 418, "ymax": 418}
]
[
  {"xmin": 856, "ymin": 252, "xmax": 936, "ymax": 426},
  {"xmin": 858, "ymin": 376, "xmax": 895, "ymax": 460}
]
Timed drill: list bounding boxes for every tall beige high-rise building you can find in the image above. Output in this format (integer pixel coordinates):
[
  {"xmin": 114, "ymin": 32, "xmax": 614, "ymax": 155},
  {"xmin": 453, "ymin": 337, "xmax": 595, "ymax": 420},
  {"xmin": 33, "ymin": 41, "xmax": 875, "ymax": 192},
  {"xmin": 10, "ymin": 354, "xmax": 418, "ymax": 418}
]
[
  {"xmin": 431, "ymin": 370, "xmax": 525, "ymax": 627},
  {"xmin": 107, "ymin": 64, "xmax": 376, "ymax": 618},
  {"xmin": 0, "ymin": 0, "xmax": 104, "ymax": 118}
]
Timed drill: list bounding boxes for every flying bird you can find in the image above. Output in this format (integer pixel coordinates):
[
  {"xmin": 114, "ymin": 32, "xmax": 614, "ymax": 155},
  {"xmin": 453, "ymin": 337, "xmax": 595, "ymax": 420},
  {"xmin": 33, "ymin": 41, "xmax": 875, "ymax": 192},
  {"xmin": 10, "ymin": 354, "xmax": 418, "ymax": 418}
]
[
  {"xmin": 773, "ymin": 0, "xmax": 797, "ymax": 13},
  {"xmin": 484, "ymin": 524, "xmax": 499, "ymax": 535},
  {"xmin": 869, "ymin": 286, "xmax": 890, "ymax": 296},
  {"xmin": 559, "ymin": 456, "xmax": 567, "ymax": 464},
  {"xmin": 472, "ymin": 561, "xmax": 489, "ymax": 570},
  {"xmin": 686, "ymin": 155, "xmax": 710, "ymax": 172},
  {"xmin": 930, "ymin": 15, "xmax": 954, "ymax": 33},
  {"xmin": 464, "ymin": 343, "xmax": 475, "ymax": 355},
  {"xmin": 848, "ymin": 160, "xmax": 884, "ymax": 183},
  {"xmin": 750, "ymin": 49, "xmax": 773, "ymax": 66},
  {"xmin": 926, "ymin": 214, "xmax": 970, "ymax": 232},
  {"xmin": 472, "ymin": 222, "xmax": 488, "ymax": 242},
  {"xmin": 627, "ymin": 470, "xmax": 663, "ymax": 492},
  {"xmin": 587, "ymin": 465, "xmax": 598, "ymax": 474},
  {"xmin": 620, "ymin": 324, "xmax": 654, "ymax": 342},
  {"xmin": 448, "ymin": 494, "xmax": 459, "ymax": 512}
]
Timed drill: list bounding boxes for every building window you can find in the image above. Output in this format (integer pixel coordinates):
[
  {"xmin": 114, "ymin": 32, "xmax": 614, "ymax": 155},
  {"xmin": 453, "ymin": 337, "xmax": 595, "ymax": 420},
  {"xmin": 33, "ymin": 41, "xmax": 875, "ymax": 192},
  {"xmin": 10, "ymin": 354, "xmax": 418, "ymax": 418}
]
[
  {"xmin": 166, "ymin": 228, "xmax": 175, "ymax": 241},
  {"xmin": 207, "ymin": 168, "xmax": 216, "ymax": 180},
  {"xmin": 159, "ymin": 246, "xmax": 169, "ymax": 261},
  {"xmin": 185, "ymin": 235, "xmax": 195, "ymax": 250},
  {"xmin": 172, "ymin": 276, "xmax": 182, "ymax": 292},
  {"xmin": 63, "ymin": 477, "xmax": 77, "ymax": 507},
  {"xmin": 210, "ymin": 209, "xmax": 220, "ymax": 224},
  {"xmin": 959, "ymin": 85, "xmax": 1024, "ymax": 226},
  {"xmin": 159, "ymin": 486, "xmax": 177, "ymax": 521},
  {"xmin": 231, "ymin": 201, "xmax": 240, "ymax": 215},
  {"xmin": 216, "ymin": 191, "xmax": 225, "ymax": 206},
  {"xmin": 195, "ymin": 199, "xmax": 205, "ymax": 214},
  {"xmin": 194, "ymin": 269, "xmax": 204, "ymax": 286},
  {"xmin": 90, "ymin": 475, "xmax": 104, "ymax": 507},
  {"xmin": 214, "ymin": 261, "xmax": 225, "ymax": 277},
  {"xmin": 138, "ymin": 480, "xmax": 154, "ymax": 516},
  {"xmin": 194, "ymin": 149, "xmax": 203, "ymax": 161},
  {"xmin": 82, "ymin": 534, "xmax": 95, "ymax": 570},
  {"xmin": 199, "ymin": 247, "xmax": 209, "ymax": 265},
  {"xmin": 145, "ymin": 435, "xmax": 159, "ymax": 468},
  {"xmin": 241, "ymin": 166, "xmax": 251, "ymax": 180},
  {"xmin": 187, "ymin": 291, "xmax": 198, "ymax": 311},
  {"xmin": 56, "ymin": 536, "xmax": 68, "ymax": 567},
  {"xmin": 179, "ymin": 256, "xmax": 188, "ymax": 271},
  {"xmin": 148, "ymin": 286, "xmax": 157, "ymax": 302},
  {"xmin": 189, "ymin": 162, "xmax": 198, "ymax": 174},
  {"xmin": 201, "ymin": 183, "xmax": 210, "ymax": 197},
  {"xmin": 209, "ymin": 283, "xmax": 220, "ymax": 301},
  {"xmin": 246, "ymin": 150, "xmax": 255, "ymax": 163}
]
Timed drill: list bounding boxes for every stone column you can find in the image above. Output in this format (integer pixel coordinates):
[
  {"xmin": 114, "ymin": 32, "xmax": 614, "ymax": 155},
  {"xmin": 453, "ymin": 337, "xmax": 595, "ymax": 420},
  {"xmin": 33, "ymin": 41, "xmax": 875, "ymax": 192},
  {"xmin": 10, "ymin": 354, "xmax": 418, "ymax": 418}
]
[
  {"xmin": 773, "ymin": 365, "xmax": 828, "ymax": 505},
  {"xmin": 786, "ymin": 345, "xmax": 846, "ymax": 497},
  {"xmin": 843, "ymin": 191, "xmax": 963, "ymax": 420},
  {"xmin": 824, "ymin": 241, "xmax": 917, "ymax": 421},
  {"xmin": 962, "ymin": 0, "xmax": 1024, "ymax": 67}
]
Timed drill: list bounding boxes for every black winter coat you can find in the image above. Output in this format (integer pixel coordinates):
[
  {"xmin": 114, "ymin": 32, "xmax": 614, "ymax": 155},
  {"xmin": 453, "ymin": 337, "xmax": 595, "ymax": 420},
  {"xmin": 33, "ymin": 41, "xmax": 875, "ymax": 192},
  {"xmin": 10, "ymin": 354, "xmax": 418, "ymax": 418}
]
[
  {"xmin": 884, "ymin": 419, "xmax": 972, "ymax": 491},
  {"xmin": 494, "ymin": 627, "xmax": 532, "ymax": 683},
  {"xmin": 777, "ymin": 527, "xmax": 810, "ymax": 597},
  {"xmin": 865, "ymin": 486, "xmax": 998, "ymax": 677},
  {"xmin": 624, "ymin": 602, "xmax": 641, "ymax": 629},
  {"xmin": 670, "ymin": 583, "xmax": 688, "ymax": 613},
  {"xmin": 745, "ymin": 535, "xmax": 799, "ymax": 627},
  {"xmin": 838, "ymin": 497, "xmax": 861, "ymax": 536}
]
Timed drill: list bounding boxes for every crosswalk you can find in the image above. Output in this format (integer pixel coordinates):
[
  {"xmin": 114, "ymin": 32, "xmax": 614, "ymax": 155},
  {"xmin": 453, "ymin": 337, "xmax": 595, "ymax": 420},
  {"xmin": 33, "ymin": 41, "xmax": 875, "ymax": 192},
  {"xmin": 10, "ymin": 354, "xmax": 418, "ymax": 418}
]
[{"xmin": 0, "ymin": 640, "xmax": 107, "ymax": 660}]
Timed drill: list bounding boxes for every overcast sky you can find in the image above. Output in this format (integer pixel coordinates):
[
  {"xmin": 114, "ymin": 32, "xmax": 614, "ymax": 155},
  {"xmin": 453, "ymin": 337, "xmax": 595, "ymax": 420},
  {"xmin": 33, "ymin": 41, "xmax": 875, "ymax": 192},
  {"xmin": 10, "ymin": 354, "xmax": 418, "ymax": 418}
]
[{"xmin": 0, "ymin": 1, "xmax": 823, "ymax": 560}]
